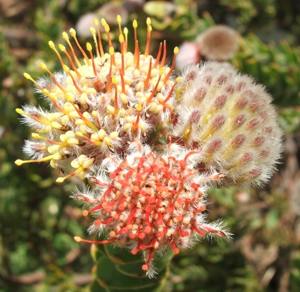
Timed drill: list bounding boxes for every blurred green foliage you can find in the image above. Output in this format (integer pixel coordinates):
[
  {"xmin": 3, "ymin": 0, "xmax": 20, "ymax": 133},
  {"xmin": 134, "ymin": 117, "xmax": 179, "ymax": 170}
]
[
  {"xmin": 233, "ymin": 35, "xmax": 300, "ymax": 106},
  {"xmin": 1, "ymin": 0, "xmax": 300, "ymax": 291}
]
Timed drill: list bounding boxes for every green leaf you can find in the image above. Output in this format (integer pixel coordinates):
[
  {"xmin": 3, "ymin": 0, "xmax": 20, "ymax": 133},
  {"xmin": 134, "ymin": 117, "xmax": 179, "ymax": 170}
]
[{"xmin": 91, "ymin": 245, "xmax": 172, "ymax": 292}]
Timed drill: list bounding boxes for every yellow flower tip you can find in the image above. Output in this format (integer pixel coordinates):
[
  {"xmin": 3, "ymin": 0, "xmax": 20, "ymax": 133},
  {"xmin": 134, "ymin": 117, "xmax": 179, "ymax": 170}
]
[
  {"xmin": 39, "ymin": 62, "xmax": 48, "ymax": 71},
  {"xmin": 135, "ymin": 103, "xmax": 143, "ymax": 112},
  {"xmin": 42, "ymin": 89, "xmax": 50, "ymax": 96},
  {"xmin": 58, "ymin": 44, "xmax": 66, "ymax": 52},
  {"xmin": 104, "ymin": 24, "xmax": 110, "ymax": 32},
  {"xmin": 56, "ymin": 177, "xmax": 65, "ymax": 183},
  {"xmin": 146, "ymin": 18, "xmax": 152, "ymax": 32},
  {"xmin": 62, "ymin": 31, "xmax": 69, "ymax": 41},
  {"xmin": 89, "ymin": 27, "xmax": 96, "ymax": 35},
  {"xmin": 82, "ymin": 210, "xmax": 89, "ymax": 217},
  {"xmin": 100, "ymin": 18, "xmax": 107, "ymax": 26},
  {"xmin": 119, "ymin": 34, "xmax": 124, "ymax": 43},
  {"xmin": 86, "ymin": 42, "xmax": 92, "ymax": 52},
  {"xmin": 23, "ymin": 72, "xmax": 30, "ymax": 79},
  {"xmin": 124, "ymin": 27, "xmax": 128, "ymax": 36},
  {"xmin": 15, "ymin": 108, "xmax": 24, "ymax": 115},
  {"xmin": 31, "ymin": 133, "xmax": 40, "ymax": 139},
  {"xmin": 101, "ymin": 18, "xmax": 110, "ymax": 32},
  {"xmin": 69, "ymin": 28, "xmax": 77, "ymax": 37},
  {"xmin": 48, "ymin": 40, "xmax": 56, "ymax": 50},
  {"xmin": 23, "ymin": 72, "xmax": 34, "ymax": 82},
  {"xmin": 63, "ymin": 65, "xmax": 70, "ymax": 72},
  {"xmin": 74, "ymin": 236, "xmax": 83, "ymax": 242},
  {"xmin": 66, "ymin": 94, "xmax": 74, "ymax": 102},
  {"xmin": 109, "ymin": 47, "xmax": 114, "ymax": 55},
  {"xmin": 174, "ymin": 46, "xmax": 179, "ymax": 55},
  {"xmin": 116, "ymin": 14, "xmax": 122, "ymax": 24},
  {"xmin": 15, "ymin": 159, "xmax": 24, "ymax": 166},
  {"xmin": 112, "ymin": 76, "xmax": 118, "ymax": 85},
  {"xmin": 132, "ymin": 19, "xmax": 138, "ymax": 29}
]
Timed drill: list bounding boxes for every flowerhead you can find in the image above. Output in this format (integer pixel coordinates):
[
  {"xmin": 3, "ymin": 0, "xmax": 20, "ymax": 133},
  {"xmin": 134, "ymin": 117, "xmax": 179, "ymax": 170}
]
[
  {"xmin": 15, "ymin": 17, "xmax": 179, "ymax": 183},
  {"xmin": 197, "ymin": 25, "xmax": 239, "ymax": 61},
  {"xmin": 175, "ymin": 62, "xmax": 282, "ymax": 185},
  {"xmin": 74, "ymin": 143, "xmax": 228, "ymax": 276}
]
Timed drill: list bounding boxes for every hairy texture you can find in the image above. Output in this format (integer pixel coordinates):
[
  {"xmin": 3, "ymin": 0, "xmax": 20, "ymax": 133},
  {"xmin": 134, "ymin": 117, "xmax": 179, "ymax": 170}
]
[
  {"xmin": 15, "ymin": 16, "xmax": 282, "ymax": 276},
  {"xmin": 73, "ymin": 143, "xmax": 228, "ymax": 276},
  {"xmin": 15, "ymin": 18, "xmax": 179, "ymax": 183},
  {"xmin": 174, "ymin": 62, "xmax": 282, "ymax": 185},
  {"xmin": 197, "ymin": 25, "xmax": 239, "ymax": 61}
]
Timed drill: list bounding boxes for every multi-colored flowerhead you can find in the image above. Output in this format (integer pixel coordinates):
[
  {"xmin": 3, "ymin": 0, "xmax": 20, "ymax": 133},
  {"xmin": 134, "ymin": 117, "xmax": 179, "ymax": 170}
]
[
  {"xmin": 15, "ymin": 17, "xmax": 179, "ymax": 183},
  {"xmin": 174, "ymin": 62, "xmax": 282, "ymax": 185},
  {"xmin": 15, "ymin": 14, "xmax": 282, "ymax": 277},
  {"xmin": 73, "ymin": 142, "xmax": 228, "ymax": 276}
]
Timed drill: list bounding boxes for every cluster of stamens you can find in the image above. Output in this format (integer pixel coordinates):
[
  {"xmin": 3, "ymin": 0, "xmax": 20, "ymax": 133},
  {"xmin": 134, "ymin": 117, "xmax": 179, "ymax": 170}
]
[
  {"xmin": 74, "ymin": 143, "xmax": 227, "ymax": 275},
  {"xmin": 15, "ymin": 17, "xmax": 179, "ymax": 183}
]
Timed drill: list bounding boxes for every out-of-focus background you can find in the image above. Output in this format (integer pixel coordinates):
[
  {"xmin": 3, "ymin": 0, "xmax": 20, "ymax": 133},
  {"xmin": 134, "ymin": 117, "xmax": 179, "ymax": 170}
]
[{"xmin": 1, "ymin": 0, "xmax": 300, "ymax": 291}]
